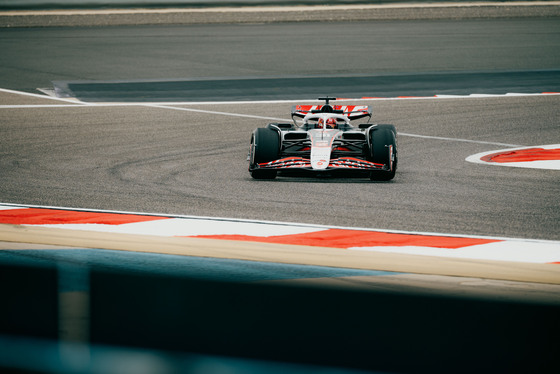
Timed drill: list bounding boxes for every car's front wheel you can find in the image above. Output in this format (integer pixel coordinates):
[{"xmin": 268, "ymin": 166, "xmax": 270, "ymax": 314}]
[
  {"xmin": 368, "ymin": 124, "xmax": 397, "ymax": 181},
  {"xmin": 249, "ymin": 127, "xmax": 280, "ymax": 179}
]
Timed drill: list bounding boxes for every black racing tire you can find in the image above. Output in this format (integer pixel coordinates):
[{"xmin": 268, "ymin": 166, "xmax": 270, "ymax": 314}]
[
  {"xmin": 369, "ymin": 124, "xmax": 397, "ymax": 181},
  {"xmin": 249, "ymin": 127, "xmax": 280, "ymax": 179}
]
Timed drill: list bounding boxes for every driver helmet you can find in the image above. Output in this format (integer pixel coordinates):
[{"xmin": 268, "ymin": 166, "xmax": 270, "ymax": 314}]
[{"xmin": 326, "ymin": 117, "xmax": 337, "ymax": 128}]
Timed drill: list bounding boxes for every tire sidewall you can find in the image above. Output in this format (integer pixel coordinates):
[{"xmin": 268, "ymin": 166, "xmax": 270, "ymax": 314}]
[
  {"xmin": 369, "ymin": 124, "xmax": 397, "ymax": 180},
  {"xmin": 249, "ymin": 127, "xmax": 280, "ymax": 179}
]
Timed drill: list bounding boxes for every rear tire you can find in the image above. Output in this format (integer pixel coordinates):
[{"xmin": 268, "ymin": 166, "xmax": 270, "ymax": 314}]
[
  {"xmin": 249, "ymin": 128, "xmax": 280, "ymax": 179},
  {"xmin": 369, "ymin": 124, "xmax": 397, "ymax": 181}
]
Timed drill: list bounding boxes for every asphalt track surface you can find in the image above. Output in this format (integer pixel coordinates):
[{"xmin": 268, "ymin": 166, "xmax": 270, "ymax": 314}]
[
  {"xmin": 2, "ymin": 94, "xmax": 559, "ymax": 241},
  {"xmin": 1, "ymin": 17, "xmax": 559, "ymax": 238}
]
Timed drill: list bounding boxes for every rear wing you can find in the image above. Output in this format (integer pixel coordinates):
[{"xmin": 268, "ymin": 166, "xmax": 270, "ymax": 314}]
[{"xmin": 291, "ymin": 104, "xmax": 372, "ymax": 121}]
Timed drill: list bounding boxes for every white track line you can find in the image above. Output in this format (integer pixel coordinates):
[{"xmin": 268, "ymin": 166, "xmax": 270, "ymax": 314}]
[
  {"xmin": 0, "ymin": 87, "xmax": 92, "ymax": 105},
  {"xmin": 399, "ymin": 133, "xmax": 522, "ymax": 147},
  {"xmin": 2, "ymin": 87, "xmax": 551, "ymax": 147},
  {"xmin": 145, "ymin": 105, "xmax": 525, "ymax": 147},
  {"xmin": 2, "ymin": 87, "xmax": 558, "ymax": 108},
  {"xmin": 146, "ymin": 104, "xmax": 288, "ymax": 122}
]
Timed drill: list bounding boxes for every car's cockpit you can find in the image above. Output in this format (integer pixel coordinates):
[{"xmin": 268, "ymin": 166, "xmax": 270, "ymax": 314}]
[
  {"xmin": 291, "ymin": 97, "xmax": 372, "ymax": 130},
  {"xmin": 299, "ymin": 113, "xmax": 353, "ymax": 131}
]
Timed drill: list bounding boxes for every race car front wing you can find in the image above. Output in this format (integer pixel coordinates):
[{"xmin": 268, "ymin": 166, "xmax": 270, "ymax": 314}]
[{"xmin": 256, "ymin": 157, "xmax": 386, "ymax": 171}]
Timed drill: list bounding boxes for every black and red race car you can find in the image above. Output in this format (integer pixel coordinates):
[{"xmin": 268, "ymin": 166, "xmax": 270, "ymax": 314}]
[{"xmin": 248, "ymin": 97, "xmax": 397, "ymax": 181}]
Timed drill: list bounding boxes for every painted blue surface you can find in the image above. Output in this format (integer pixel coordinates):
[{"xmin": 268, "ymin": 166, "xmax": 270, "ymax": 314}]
[{"xmin": 0, "ymin": 248, "xmax": 396, "ymax": 286}]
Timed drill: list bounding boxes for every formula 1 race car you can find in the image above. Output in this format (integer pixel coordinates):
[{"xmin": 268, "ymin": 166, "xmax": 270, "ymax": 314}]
[{"xmin": 248, "ymin": 97, "xmax": 397, "ymax": 181}]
